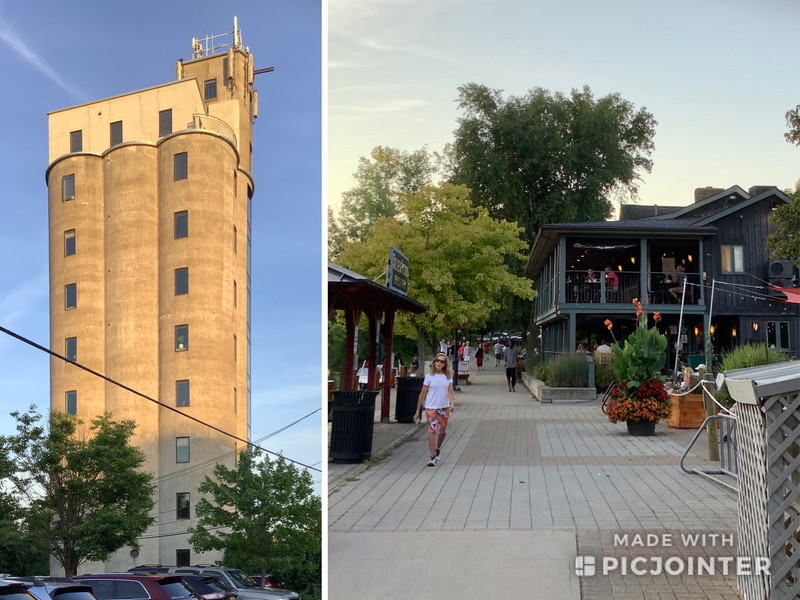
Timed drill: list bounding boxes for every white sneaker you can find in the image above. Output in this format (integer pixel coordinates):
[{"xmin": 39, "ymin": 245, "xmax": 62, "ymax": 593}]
[{"xmin": 427, "ymin": 457, "xmax": 437, "ymax": 467}]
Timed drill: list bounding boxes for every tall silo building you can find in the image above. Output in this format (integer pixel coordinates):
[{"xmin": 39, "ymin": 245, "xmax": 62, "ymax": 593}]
[{"xmin": 46, "ymin": 20, "xmax": 256, "ymax": 571}]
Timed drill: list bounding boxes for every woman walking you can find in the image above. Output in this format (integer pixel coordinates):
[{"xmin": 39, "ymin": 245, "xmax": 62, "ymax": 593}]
[
  {"xmin": 413, "ymin": 352, "xmax": 455, "ymax": 466},
  {"xmin": 475, "ymin": 345, "xmax": 484, "ymax": 371}
]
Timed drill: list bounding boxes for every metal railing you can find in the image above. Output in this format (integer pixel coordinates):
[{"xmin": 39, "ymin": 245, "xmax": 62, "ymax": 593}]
[
  {"xmin": 564, "ymin": 270, "xmax": 639, "ymax": 304},
  {"xmin": 680, "ymin": 412, "xmax": 738, "ymax": 492},
  {"xmin": 186, "ymin": 114, "xmax": 237, "ymax": 148}
]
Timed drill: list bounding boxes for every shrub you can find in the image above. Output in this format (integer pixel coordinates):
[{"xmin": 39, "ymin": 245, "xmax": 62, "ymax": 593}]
[
  {"xmin": 594, "ymin": 359, "xmax": 615, "ymax": 390},
  {"xmin": 606, "ymin": 379, "xmax": 672, "ymax": 424},
  {"xmin": 545, "ymin": 355, "xmax": 588, "ymax": 387},
  {"xmin": 715, "ymin": 343, "xmax": 787, "ymax": 407}
]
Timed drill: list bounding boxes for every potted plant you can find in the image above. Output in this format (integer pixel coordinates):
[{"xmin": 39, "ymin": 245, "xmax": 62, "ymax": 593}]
[{"xmin": 605, "ymin": 299, "xmax": 671, "ymax": 435}]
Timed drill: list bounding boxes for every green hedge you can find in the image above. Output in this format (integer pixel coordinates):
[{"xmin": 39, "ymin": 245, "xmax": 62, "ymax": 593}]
[
  {"xmin": 715, "ymin": 343, "xmax": 787, "ymax": 407},
  {"xmin": 545, "ymin": 355, "xmax": 589, "ymax": 387}
]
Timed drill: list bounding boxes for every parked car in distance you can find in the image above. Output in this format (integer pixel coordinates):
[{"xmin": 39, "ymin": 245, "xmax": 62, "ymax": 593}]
[
  {"xmin": 127, "ymin": 569, "xmax": 298, "ymax": 600},
  {"xmin": 8, "ymin": 578, "xmax": 96, "ymax": 600},
  {"xmin": 0, "ymin": 580, "xmax": 37, "ymax": 600},
  {"xmin": 248, "ymin": 576, "xmax": 283, "ymax": 590},
  {"xmin": 179, "ymin": 576, "xmax": 236, "ymax": 600},
  {"xmin": 72, "ymin": 574, "xmax": 194, "ymax": 600}
]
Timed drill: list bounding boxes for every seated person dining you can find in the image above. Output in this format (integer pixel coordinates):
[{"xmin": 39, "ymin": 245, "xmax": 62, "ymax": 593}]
[
  {"xmin": 604, "ymin": 266, "xmax": 619, "ymax": 299},
  {"xmin": 583, "ymin": 268, "xmax": 600, "ymax": 301},
  {"xmin": 668, "ymin": 265, "xmax": 687, "ymax": 301}
]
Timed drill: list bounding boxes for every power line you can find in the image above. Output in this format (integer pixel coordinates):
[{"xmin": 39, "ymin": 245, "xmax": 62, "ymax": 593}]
[{"xmin": 0, "ymin": 325, "xmax": 320, "ymax": 473}]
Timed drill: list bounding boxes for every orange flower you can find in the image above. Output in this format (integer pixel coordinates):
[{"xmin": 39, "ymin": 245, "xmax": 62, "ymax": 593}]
[
  {"xmin": 604, "ymin": 319, "xmax": 613, "ymax": 330},
  {"xmin": 653, "ymin": 312, "xmax": 662, "ymax": 323}
]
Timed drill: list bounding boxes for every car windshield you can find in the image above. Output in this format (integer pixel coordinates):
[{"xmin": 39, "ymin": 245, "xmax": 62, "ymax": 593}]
[{"xmin": 225, "ymin": 572, "xmax": 254, "ymax": 589}]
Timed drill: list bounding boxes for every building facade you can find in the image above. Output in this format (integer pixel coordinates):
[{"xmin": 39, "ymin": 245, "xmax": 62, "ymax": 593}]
[
  {"xmin": 46, "ymin": 21, "xmax": 256, "ymax": 571},
  {"xmin": 526, "ymin": 185, "xmax": 800, "ymax": 367}
]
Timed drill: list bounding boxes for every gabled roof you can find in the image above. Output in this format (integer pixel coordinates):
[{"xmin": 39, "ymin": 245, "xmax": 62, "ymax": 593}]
[
  {"xmin": 694, "ymin": 187, "xmax": 790, "ymax": 226},
  {"xmin": 619, "ymin": 204, "xmax": 682, "ymax": 220},
  {"xmin": 650, "ymin": 185, "xmax": 750, "ymax": 221}
]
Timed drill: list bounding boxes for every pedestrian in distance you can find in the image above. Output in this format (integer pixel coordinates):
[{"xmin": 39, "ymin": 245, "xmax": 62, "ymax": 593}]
[
  {"xmin": 505, "ymin": 340, "xmax": 519, "ymax": 392},
  {"xmin": 462, "ymin": 341, "xmax": 471, "ymax": 363},
  {"xmin": 413, "ymin": 352, "xmax": 455, "ymax": 467},
  {"xmin": 475, "ymin": 345, "xmax": 484, "ymax": 371},
  {"xmin": 494, "ymin": 340, "xmax": 504, "ymax": 367}
]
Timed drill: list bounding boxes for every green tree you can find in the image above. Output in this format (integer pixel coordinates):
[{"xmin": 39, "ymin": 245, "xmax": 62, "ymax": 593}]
[
  {"xmin": 785, "ymin": 104, "xmax": 800, "ymax": 146},
  {"xmin": 0, "ymin": 493, "xmax": 49, "ymax": 575},
  {"xmin": 451, "ymin": 83, "xmax": 657, "ymax": 245},
  {"xmin": 332, "ymin": 146, "xmax": 436, "ymax": 256},
  {"xmin": 338, "ymin": 182, "xmax": 535, "ymax": 359},
  {"xmin": 188, "ymin": 448, "xmax": 321, "ymax": 595},
  {"xmin": 768, "ymin": 181, "xmax": 800, "ymax": 266},
  {"xmin": 0, "ymin": 407, "xmax": 155, "ymax": 576}
]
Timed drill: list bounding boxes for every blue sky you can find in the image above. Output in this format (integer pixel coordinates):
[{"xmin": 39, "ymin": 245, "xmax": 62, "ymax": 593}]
[
  {"xmin": 0, "ymin": 1, "xmax": 322, "ymax": 491},
  {"xmin": 329, "ymin": 0, "xmax": 800, "ymax": 211}
]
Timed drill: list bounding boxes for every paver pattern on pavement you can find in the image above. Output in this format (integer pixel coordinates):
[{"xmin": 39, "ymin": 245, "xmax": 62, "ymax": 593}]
[{"xmin": 328, "ymin": 365, "xmax": 741, "ymax": 599}]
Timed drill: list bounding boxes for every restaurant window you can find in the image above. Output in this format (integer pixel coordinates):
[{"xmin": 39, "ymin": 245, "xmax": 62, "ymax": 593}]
[
  {"xmin": 721, "ymin": 245, "xmax": 744, "ymax": 273},
  {"xmin": 767, "ymin": 321, "xmax": 791, "ymax": 352}
]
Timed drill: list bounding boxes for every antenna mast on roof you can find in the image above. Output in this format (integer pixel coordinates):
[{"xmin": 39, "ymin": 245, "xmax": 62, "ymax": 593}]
[{"xmin": 191, "ymin": 17, "xmax": 245, "ymax": 59}]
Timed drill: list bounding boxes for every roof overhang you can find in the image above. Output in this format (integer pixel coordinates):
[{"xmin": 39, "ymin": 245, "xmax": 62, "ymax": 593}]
[
  {"xmin": 328, "ymin": 263, "xmax": 427, "ymax": 314},
  {"xmin": 525, "ymin": 221, "xmax": 717, "ymax": 277}
]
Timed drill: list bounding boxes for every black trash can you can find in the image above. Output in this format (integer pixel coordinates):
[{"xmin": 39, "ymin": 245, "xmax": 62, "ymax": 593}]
[
  {"xmin": 330, "ymin": 390, "xmax": 378, "ymax": 462},
  {"xmin": 395, "ymin": 376, "xmax": 425, "ymax": 423}
]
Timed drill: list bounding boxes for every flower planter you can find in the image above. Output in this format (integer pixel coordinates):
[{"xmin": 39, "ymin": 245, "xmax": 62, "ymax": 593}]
[
  {"xmin": 667, "ymin": 393, "xmax": 706, "ymax": 429},
  {"xmin": 626, "ymin": 419, "xmax": 657, "ymax": 436}
]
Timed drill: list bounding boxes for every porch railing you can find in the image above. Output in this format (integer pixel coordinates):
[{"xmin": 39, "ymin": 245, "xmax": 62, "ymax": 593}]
[{"xmin": 565, "ymin": 270, "xmax": 639, "ymax": 304}]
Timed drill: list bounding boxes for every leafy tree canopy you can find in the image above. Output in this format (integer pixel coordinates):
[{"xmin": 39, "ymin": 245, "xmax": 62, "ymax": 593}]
[
  {"xmin": 451, "ymin": 83, "xmax": 657, "ymax": 245},
  {"xmin": 786, "ymin": 105, "xmax": 800, "ymax": 146},
  {"xmin": 338, "ymin": 182, "xmax": 535, "ymax": 355},
  {"xmin": 0, "ymin": 407, "xmax": 155, "ymax": 576},
  {"xmin": 188, "ymin": 448, "xmax": 321, "ymax": 592},
  {"xmin": 330, "ymin": 146, "xmax": 437, "ymax": 258},
  {"xmin": 768, "ymin": 181, "xmax": 800, "ymax": 266}
]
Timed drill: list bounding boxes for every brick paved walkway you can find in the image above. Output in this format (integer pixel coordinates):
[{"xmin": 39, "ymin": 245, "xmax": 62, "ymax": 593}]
[{"xmin": 329, "ymin": 366, "xmax": 741, "ymax": 599}]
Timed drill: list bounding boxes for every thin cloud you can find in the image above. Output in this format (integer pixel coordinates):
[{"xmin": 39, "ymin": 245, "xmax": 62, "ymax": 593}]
[
  {"xmin": 0, "ymin": 11, "xmax": 82, "ymax": 99},
  {"xmin": 331, "ymin": 99, "xmax": 428, "ymax": 113}
]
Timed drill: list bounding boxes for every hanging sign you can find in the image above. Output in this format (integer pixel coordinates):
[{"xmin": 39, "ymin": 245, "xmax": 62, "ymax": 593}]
[{"xmin": 388, "ymin": 247, "xmax": 409, "ymax": 295}]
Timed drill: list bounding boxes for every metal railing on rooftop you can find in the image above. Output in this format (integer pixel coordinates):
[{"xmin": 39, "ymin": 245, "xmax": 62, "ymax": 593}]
[{"xmin": 186, "ymin": 114, "xmax": 237, "ymax": 148}]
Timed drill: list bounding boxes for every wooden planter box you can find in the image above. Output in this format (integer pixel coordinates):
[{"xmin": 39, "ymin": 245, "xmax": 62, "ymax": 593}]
[{"xmin": 667, "ymin": 393, "xmax": 706, "ymax": 429}]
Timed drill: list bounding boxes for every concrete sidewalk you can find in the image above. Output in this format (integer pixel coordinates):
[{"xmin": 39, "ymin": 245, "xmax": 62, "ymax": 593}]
[{"xmin": 328, "ymin": 364, "xmax": 740, "ymax": 599}]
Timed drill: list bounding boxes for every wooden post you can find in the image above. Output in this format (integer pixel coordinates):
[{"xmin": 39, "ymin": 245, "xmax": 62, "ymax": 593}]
[{"xmin": 701, "ymin": 373, "xmax": 719, "ymax": 461}]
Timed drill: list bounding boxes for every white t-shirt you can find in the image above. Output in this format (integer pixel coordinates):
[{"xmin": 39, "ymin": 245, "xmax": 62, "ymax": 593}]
[{"xmin": 423, "ymin": 373, "xmax": 452, "ymax": 409}]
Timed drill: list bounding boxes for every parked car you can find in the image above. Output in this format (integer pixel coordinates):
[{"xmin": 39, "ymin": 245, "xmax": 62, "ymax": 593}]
[
  {"xmin": 128, "ymin": 569, "xmax": 298, "ymax": 600},
  {"xmin": 179, "ymin": 576, "xmax": 236, "ymax": 600},
  {"xmin": 72, "ymin": 574, "xmax": 194, "ymax": 600},
  {"xmin": 8, "ymin": 578, "xmax": 96, "ymax": 600},
  {"xmin": 0, "ymin": 580, "xmax": 37, "ymax": 600},
  {"xmin": 247, "ymin": 576, "xmax": 283, "ymax": 590}
]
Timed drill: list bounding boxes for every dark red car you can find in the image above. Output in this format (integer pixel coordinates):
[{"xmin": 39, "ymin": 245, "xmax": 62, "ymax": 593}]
[
  {"xmin": 247, "ymin": 576, "xmax": 283, "ymax": 590},
  {"xmin": 72, "ymin": 575, "xmax": 194, "ymax": 600}
]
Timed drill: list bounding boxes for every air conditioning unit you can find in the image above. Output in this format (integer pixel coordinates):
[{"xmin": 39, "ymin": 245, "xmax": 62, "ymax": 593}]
[{"xmin": 768, "ymin": 260, "xmax": 794, "ymax": 280}]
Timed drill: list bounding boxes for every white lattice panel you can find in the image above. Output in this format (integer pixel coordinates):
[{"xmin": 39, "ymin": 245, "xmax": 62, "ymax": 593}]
[{"xmin": 737, "ymin": 388, "xmax": 800, "ymax": 600}]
